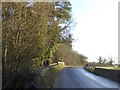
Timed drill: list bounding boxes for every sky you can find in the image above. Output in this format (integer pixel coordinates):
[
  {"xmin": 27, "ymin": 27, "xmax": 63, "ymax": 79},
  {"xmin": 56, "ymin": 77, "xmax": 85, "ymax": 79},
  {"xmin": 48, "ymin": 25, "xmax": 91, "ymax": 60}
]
[{"xmin": 70, "ymin": 0, "xmax": 119, "ymax": 63}]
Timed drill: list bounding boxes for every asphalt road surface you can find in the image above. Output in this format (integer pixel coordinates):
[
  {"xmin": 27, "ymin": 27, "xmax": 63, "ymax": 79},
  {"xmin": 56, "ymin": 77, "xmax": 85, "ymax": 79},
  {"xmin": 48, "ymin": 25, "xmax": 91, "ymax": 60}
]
[{"xmin": 54, "ymin": 67, "xmax": 120, "ymax": 89}]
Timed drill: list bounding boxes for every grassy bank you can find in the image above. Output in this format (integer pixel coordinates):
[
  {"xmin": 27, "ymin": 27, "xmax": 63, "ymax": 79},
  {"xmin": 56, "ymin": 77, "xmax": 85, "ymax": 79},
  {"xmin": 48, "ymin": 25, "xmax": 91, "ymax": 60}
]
[
  {"xmin": 95, "ymin": 66, "xmax": 120, "ymax": 70},
  {"xmin": 84, "ymin": 66, "xmax": 120, "ymax": 72},
  {"xmin": 36, "ymin": 64, "xmax": 65, "ymax": 88}
]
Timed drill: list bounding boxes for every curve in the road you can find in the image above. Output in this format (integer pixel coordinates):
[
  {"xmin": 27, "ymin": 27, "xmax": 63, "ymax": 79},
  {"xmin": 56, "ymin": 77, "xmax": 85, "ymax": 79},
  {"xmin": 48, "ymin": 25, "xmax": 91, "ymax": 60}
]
[{"xmin": 54, "ymin": 67, "xmax": 120, "ymax": 89}]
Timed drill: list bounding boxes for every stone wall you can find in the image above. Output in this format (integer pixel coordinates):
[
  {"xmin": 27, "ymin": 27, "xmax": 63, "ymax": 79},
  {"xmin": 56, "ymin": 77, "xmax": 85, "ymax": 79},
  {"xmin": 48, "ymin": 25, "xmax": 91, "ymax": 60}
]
[{"xmin": 94, "ymin": 68, "xmax": 120, "ymax": 82}]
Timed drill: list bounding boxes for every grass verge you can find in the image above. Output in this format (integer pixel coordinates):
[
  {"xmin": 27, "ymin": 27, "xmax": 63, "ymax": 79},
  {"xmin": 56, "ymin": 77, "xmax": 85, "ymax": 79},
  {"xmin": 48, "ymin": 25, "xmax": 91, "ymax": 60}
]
[
  {"xmin": 36, "ymin": 64, "xmax": 65, "ymax": 88},
  {"xmin": 96, "ymin": 66, "xmax": 120, "ymax": 70}
]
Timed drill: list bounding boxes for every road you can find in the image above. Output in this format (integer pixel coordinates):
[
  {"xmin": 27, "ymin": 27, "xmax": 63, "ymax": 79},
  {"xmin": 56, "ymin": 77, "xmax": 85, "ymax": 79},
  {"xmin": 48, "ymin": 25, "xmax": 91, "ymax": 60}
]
[{"xmin": 54, "ymin": 67, "xmax": 120, "ymax": 89}]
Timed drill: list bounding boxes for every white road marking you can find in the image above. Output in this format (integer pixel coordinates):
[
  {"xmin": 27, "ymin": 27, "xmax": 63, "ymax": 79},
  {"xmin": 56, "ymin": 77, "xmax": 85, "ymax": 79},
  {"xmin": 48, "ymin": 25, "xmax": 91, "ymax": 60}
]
[{"xmin": 83, "ymin": 72, "xmax": 110, "ymax": 87}]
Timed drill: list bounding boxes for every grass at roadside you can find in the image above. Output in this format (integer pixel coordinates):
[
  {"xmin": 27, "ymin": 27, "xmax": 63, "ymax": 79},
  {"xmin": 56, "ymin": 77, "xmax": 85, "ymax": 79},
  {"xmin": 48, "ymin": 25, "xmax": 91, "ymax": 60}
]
[
  {"xmin": 84, "ymin": 66, "xmax": 120, "ymax": 73},
  {"xmin": 55, "ymin": 64, "xmax": 66, "ymax": 73},
  {"xmin": 36, "ymin": 64, "xmax": 65, "ymax": 88},
  {"xmin": 85, "ymin": 66, "xmax": 120, "ymax": 71},
  {"xmin": 96, "ymin": 66, "xmax": 120, "ymax": 70}
]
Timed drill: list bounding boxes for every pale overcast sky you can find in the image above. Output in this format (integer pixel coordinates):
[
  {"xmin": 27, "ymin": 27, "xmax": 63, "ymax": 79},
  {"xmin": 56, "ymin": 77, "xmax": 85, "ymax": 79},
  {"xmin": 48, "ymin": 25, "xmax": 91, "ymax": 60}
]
[{"xmin": 70, "ymin": 0, "xmax": 119, "ymax": 63}]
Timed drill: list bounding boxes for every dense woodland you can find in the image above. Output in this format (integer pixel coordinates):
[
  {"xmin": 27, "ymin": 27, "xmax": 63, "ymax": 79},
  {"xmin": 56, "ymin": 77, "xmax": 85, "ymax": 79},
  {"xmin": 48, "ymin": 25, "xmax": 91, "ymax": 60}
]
[{"xmin": 2, "ymin": 2, "xmax": 87, "ymax": 88}]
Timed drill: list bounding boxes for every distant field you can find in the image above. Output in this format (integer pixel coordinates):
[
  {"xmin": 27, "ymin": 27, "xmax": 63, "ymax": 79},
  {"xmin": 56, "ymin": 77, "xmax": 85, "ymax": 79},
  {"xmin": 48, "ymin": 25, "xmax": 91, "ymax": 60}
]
[{"xmin": 96, "ymin": 66, "xmax": 120, "ymax": 70}]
